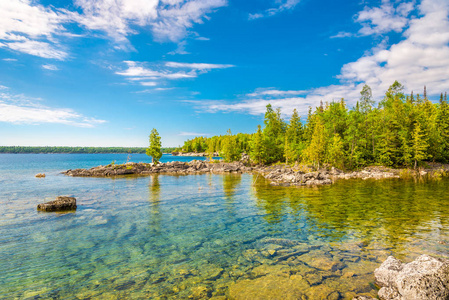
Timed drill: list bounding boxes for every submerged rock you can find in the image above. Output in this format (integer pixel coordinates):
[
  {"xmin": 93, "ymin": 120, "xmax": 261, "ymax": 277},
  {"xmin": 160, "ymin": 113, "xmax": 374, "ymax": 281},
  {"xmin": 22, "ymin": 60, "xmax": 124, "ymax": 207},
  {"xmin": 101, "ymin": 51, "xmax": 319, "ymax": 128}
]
[
  {"xmin": 374, "ymin": 254, "xmax": 449, "ymax": 300},
  {"xmin": 37, "ymin": 196, "xmax": 77, "ymax": 212},
  {"xmin": 35, "ymin": 173, "xmax": 46, "ymax": 178}
]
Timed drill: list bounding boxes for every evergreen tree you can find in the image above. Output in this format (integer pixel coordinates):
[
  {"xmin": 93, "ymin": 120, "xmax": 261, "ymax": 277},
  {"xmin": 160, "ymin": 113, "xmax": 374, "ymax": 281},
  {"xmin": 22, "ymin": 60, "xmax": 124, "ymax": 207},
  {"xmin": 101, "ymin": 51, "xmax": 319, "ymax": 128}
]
[
  {"xmin": 411, "ymin": 123, "xmax": 428, "ymax": 169},
  {"xmin": 360, "ymin": 84, "xmax": 374, "ymax": 113},
  {"xmin": 262, "ymin": 105, "xmax": 286, "ymax": 164},
  {"xmin": 304, "ymin": 117, "xmax": 326, "ymax": 169},
  {"xmin": 327, "ymin": 133, "xmax": 345, "ymax": 169},
  {"xmin": 284, "ymin": 109, "xmax": 303, "ymax": 164},
  {"xmin": 250, "ymin": 125, "xmax": 265, "ymax": 164},
  {"xmin": 146, "ymin": 128, "xmax": 162, "ymax": 164},
  {"xmin": 221, "ymin": 129, "xmax": 241, "ymax": 162}
]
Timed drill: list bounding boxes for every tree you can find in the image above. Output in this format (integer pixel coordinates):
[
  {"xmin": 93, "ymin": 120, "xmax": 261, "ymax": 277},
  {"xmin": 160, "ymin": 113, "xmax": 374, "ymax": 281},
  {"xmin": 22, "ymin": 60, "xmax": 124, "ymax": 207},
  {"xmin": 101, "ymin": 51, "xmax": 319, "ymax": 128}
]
[
  {"xmin": 221, "ymin": 129, "xmax": 241, "ymax": 162},
  {"xmin": 262, "ymin": 104, "xmax": 286, "ymax": 164},
  {"xmin": 304, "ymin": 117, "xmax": 326, "ymax": 169},
  {"xmin": 250, "ymin": 125, "xmax": 265, "ymax": 164},
  {"xmin": 411, "ymin": 123, "xmax": 428, "ymax": 169},
  {"xmin": 146, "ymin": 128, "xmax": 162, "ymax": 164},
  {"xmin": 327, "ymin": 133, "xmax": 345, "ymax": 169},
  {"xmin": 360, "ymin": 84, "xmax": 374, "ymax": 113},
  {"xmin": 284, "ymin": 109, "xmax": 303, "ymax": 164}
]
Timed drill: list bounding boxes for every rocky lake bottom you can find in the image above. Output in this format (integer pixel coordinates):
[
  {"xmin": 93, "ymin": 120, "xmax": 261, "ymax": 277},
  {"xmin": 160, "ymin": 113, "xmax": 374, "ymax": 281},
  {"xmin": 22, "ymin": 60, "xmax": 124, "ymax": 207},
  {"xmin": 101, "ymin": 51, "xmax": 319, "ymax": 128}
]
[{"xmin": 1, "ymin": 154, "xmax": 448, "ymax": 299}]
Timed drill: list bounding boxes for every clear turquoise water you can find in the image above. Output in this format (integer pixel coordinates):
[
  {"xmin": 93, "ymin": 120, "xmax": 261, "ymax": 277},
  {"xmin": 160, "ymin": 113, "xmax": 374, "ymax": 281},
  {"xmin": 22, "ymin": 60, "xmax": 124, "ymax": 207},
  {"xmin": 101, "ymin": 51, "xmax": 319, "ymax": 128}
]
[{"xmin": 1, "ymin": 154, "xmax": 448, "ymax": 299}]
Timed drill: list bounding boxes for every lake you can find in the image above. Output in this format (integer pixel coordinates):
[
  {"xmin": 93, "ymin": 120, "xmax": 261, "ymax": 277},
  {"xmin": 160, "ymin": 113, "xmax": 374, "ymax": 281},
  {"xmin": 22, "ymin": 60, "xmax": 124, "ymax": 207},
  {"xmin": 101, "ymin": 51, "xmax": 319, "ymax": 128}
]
[{"xmin": 1, "ymin": 154, "xmax": 448, "ymax": 299}]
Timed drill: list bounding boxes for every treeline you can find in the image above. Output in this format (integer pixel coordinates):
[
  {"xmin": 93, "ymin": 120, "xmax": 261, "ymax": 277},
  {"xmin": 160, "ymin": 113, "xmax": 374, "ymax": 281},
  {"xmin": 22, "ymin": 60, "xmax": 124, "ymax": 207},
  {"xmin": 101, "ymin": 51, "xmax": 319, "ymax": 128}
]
[
  {"xmin": 0, "ymin": 146, "xmax": 177, "ymax": 154},
  {"xmin": 182, "ymin": 81, "xmax": 449, "ymax": 169}
]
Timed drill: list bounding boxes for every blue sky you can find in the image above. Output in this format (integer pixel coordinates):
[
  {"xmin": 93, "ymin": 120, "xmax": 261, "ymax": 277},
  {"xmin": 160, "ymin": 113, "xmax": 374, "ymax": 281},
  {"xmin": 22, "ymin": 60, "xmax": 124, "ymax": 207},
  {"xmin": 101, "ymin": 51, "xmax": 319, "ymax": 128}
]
[{"xmin": 0, "ymin": 0, "xmax": 448, "ymax": 147}]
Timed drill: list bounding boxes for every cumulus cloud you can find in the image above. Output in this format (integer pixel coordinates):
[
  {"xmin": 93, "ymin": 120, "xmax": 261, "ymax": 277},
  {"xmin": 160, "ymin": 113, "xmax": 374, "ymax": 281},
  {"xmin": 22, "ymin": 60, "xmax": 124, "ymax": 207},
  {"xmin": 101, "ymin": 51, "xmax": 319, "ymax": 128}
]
[
  {"xmin": 249, "ymin": 0, "xmax": 300, "ymax": 20},
  {"xmin": 0, "ymin": 87, "xmax": 106, "ymax": 127},
  {"xmin": 0, "ymin": 0, "xmax": 227, "ymax": 58},
  {"xmin": 190, "ymin": 0, "xmax": 449, "ymax": 117},
  {"xmin": 356, "ymin": 0, "xmax": 415, "ymax": 36}
]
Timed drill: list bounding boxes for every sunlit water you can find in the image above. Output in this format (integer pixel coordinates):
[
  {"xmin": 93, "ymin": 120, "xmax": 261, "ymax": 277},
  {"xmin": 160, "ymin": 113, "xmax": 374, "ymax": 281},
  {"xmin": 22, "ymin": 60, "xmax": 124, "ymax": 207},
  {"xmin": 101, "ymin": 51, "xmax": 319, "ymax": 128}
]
[{"xmin": 1, "ymin": 154, "xmax": 448, "ymax": 299}]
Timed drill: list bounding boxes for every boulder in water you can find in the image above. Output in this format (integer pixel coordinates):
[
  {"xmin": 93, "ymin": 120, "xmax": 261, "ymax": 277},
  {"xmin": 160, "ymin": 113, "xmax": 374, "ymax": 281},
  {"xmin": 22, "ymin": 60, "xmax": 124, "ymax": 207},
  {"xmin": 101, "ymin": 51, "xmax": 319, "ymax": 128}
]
[
  {"xmin": 37, "ymin": 196, "xmax": 77, "ymax": 212},
  {"xmin": 374, "ymin": 254, "xmax": 449, "ymax": 300}
]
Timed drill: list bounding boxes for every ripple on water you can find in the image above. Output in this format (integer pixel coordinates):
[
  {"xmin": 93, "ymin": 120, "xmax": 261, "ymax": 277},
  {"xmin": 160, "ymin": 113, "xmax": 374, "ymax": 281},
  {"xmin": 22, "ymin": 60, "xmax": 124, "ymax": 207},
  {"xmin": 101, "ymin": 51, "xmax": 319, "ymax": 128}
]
[{"xmin": 1, "ymin": 168, "xmax": 449, "ymax": 299}]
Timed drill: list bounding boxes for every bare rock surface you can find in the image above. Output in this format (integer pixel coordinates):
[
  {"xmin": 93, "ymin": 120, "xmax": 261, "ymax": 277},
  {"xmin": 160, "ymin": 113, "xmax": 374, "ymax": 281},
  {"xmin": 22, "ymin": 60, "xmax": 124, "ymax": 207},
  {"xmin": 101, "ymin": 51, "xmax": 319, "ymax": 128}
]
[
  {"xmin": 37, "ymin": 196, "xmax": 77, "ymax": 212},
  {"xmin": 374, "ymin": 254, "xmax": 449, "ymax": 300}
]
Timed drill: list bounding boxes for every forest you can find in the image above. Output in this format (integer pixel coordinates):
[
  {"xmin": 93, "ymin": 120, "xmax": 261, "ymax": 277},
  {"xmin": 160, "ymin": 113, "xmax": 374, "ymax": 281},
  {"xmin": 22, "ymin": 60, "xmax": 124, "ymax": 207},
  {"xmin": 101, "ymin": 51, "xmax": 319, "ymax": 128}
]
[
  {"xmin": 180, "ymin": 81, "xmax": 449, "ymax": 169},
  {"xmin": 0, "ymin": 146, "xmax": 177, "ymax": 154}
]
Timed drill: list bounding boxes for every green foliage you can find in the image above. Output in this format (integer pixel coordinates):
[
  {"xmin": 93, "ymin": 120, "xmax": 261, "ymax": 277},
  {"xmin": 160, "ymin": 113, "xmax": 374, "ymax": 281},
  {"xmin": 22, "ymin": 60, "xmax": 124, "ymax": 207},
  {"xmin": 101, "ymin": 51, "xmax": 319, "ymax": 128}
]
[
  {"xmin": 249, "ymin": 125, "xmax": 265, "ymax": 164},
  {"xmin": 146, "ymin": 128, "xmax": 162, "ymax": 164},
  {"xmin": 221, "ymin": 130, "xmax": 241, "ymax": 162}
]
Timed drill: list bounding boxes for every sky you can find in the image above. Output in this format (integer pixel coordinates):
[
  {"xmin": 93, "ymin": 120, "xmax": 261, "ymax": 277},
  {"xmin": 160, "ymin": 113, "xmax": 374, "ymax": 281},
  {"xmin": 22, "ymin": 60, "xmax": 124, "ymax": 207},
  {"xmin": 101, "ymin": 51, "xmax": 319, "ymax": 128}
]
[{"xmin": 0, "ymin": 0, "xmax": 448, "ymax": 147}]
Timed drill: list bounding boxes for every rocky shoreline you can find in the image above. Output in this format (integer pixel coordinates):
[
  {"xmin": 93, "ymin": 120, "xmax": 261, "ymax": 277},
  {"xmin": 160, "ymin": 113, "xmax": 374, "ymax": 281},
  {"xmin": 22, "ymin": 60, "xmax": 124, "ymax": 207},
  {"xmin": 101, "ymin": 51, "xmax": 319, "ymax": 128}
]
[{"xmin": 62, "ymin": 160, "xmax": 449, "ymax": 186}]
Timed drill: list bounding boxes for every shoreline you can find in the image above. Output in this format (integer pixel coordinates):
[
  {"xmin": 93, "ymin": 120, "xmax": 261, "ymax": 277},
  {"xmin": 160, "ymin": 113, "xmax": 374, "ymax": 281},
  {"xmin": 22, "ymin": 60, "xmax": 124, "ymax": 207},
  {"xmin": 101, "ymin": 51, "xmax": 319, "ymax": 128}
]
[{"xmin": 62, "ymin": 160, "xmax": 449, "ymax": 186}]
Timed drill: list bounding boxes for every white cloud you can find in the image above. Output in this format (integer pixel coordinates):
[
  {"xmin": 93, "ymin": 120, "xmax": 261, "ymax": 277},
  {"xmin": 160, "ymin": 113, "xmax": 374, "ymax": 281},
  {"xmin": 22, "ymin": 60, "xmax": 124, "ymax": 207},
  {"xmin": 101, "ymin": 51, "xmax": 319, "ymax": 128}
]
[
  {"xmin": 140, "ymin": 81, "xmax": 158, "ymax": 86},
  {"xmin": 190, "ymin": 0, "xmax": 449, "ymax": 117},
  {"xmin": 0, "ymin": 0, "xmax": 73, "ymax": 59},
  {"xmin": 75, "ymin": 0, "xmax": 227, "ymax": 45},
  {"xmin": 246, "ymin": 88, "xmax": 307, "ymax": 98},
  {"xmin": 356, "ymin": 1, "xmax": 414, "ymax": 36},
  {"xmin": 178, "ymin": 131, "xmax": 210, "ymax": 136},
  {"xmin": 42, "ymin": 64, "xmax": 59, "ymax": 71},
  {"xmin": 330, "ymin": 32, "xmax": 353, "ymax": 39},
  {"xmin": 116, "ymin": 60, "xmax": 233, "ymax": 87},
  {"xmin": 2, "ymin": 58, "xmax": 18, "ymax": 62},
  {"xmin": 0, "ymin": 88, "xmax": 106, "ymax": 127},
  {"xmin": 0, "ymin": 0, "xmax": 227, "ymax": 58},
  {"xmin": 165, "ymin": 61, "xmax": 234, "ymax": 70},
  {"xmin": 249, "ymin": 0, "xmax": 300, "ymax": 20}
]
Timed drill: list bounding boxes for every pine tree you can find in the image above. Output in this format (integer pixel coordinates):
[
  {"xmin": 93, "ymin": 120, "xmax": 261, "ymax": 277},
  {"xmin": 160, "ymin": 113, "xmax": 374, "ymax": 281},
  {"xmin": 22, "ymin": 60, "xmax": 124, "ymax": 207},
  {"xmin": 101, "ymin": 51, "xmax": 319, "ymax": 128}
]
[
  {"xmin": 284, "ymin": 109, "xmax": 303, "ymax": 164},
  {"xmin": 249, "ymin": 125, "xmax": 265, "ymax": 164},
  {"xmin": 412, "ymin": 123, "xmax": 428, "ymax": 169},
  {"xmin": 304, "ymin": 117, "xmax": 326, "ymax": 169},
  {"xmin": 146, "ymin": 128, "xmax": 162, "ymax": 164},
  {"xmin": 327, "ymin": 133, "xmax": 345, "ymax": 169},
  {"xmin": 221, "ymin": 129, "xmax": 241, "ymax": 162},
  {"xmin": 360, "ymin": 84, "xmax": 374, "ymax": 113}
]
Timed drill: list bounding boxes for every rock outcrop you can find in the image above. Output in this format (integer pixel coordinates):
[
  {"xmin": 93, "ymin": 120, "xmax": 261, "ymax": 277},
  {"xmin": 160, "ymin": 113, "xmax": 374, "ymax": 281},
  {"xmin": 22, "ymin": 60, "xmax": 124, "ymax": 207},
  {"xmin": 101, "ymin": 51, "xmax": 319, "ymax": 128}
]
[
  {"xmin": 374, "ymin": 255, "xmax": 449, "ymax": 300},
  {"xmin": 37, "ymin": 196, "xmax": 77, "ymax": 211},
  {"xmin": 63, "ymin": 161, "xmax": 252, "ymax": 177}
]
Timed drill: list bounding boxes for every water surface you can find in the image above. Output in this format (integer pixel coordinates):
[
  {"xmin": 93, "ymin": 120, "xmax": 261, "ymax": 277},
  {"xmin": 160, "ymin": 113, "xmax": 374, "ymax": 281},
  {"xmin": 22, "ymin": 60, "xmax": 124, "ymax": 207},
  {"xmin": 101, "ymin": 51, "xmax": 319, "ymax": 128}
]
[{"xmin": 1, "ymin": 154, "xmax": 448, "ymax": 299}]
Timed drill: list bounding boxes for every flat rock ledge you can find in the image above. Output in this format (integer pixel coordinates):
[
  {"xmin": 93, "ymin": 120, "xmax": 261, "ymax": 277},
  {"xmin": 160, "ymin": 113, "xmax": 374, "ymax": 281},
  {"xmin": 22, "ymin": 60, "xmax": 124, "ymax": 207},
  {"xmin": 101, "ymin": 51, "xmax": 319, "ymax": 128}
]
[
  {"xmin": 354, "ymin": 254, "xmax": 449, "ymax": 300},
  {"xmin": 257, "ymin": 165, "xmax": 401, "ymax": 187},
  {"xmin": 63, "ymin": 161, "xmax": 252, "ymax": 177},
  {"xmin": 37, "ymin": 196, "xmax": 77, "ymax": 212}
]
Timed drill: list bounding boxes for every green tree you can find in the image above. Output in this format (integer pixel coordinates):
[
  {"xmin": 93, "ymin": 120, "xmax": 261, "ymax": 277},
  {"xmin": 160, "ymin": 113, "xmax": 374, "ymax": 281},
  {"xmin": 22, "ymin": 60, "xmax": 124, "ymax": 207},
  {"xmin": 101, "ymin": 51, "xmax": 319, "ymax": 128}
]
[
  {"xmin": 221, "ymin": 129, "xmax": 241, "ymax": 162},
  {"xmin": 327, "ymin": 133, "xmax": 345, "ymax": 169},
  {"xmin": 146, "ymin": 128, "xmax": 162, "ymax": 164},
  {"xmin": 304, "ymin": 117, "xmax": 326, "ymax": 169},
  {"xmin": 411, "ymin": 123, "xmax": 428, "ymax": 169},
  {"xmin": 250, "ymin": 125, "xmax": 265, "ymax": 164},
  {"xmin": 360, "ymin": 84, "xmax": 375, "ymax": 114}
]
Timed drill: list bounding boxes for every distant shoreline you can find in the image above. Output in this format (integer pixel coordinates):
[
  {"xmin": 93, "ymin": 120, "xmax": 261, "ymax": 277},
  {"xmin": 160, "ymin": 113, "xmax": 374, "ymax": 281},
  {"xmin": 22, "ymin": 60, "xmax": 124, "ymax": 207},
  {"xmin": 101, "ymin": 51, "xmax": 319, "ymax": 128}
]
[{"xmin": 0, "ymin": 146, "xmax": 177, "ymax": 154}]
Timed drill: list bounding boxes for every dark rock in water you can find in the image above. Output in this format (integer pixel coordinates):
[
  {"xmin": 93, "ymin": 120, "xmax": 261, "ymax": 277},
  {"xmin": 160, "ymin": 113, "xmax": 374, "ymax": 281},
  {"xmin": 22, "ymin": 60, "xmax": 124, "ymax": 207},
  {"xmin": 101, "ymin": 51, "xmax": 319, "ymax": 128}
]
[
  {"xmin": 35, "ymin": 173, "xmax": 46, "ymax": 178},
  {"xmin": 374, "ymin": 255, "xmax": 449, "ymax": 300},
  {"xmin": 37, "ymin": 196, "xmax": 77, "ymax": 212}
]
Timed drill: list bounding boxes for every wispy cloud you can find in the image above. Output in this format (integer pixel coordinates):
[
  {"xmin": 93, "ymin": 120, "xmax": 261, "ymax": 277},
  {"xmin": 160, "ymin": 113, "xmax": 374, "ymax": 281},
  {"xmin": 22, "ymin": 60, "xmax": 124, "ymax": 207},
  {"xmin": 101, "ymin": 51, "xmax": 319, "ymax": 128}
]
[
  {"xmin": 165, "ymin": 62, "xmax": 234, "ymax": 70},
  {"xmin": 0, "ymin": 87, "xmax": 106, "ymax": 127},
  {"xmin": 116, "ymin": 60, "xmax": 234, "ymax": 88},
  {"xmin": 42, "ymin": 64, "xmax": 59, "ymax": 71},
  {"xmin": 249, "ymin": 0, "xmax": 300, "ymax": 20},
  {"xmin": 178, "ymin": 131, "xmax": 210, "ymax": 136},
  {"xmin": 0, "ymin": 0, "xmax": 227, "ymax": 59},
  {"xmin": 189, "ymin": 0, "xmax": 449, "ymax": 118},
  {"xmin": 2, "ymin": 58, "xmax": 18, "ymax": 62},
  {"xmin": 246, "ymin": 88, "xmax": 307, "ymax": 98}
]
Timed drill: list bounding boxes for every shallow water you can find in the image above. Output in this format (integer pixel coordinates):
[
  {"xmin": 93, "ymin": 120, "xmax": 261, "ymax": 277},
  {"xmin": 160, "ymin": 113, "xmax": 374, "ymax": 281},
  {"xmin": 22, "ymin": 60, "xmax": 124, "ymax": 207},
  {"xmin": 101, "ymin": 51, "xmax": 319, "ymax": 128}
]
[{"xmin": 1, "ymin": 154, "xmax": 448, "ymax": 299}]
